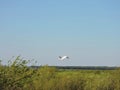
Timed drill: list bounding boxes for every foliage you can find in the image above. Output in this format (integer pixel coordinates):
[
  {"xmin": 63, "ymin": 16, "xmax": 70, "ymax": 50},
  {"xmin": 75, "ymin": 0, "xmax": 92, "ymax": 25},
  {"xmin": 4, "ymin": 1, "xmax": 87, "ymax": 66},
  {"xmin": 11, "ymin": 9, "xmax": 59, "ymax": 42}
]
[{"xmin": 0, "ymin": 56, "xmax": 120, "ymax": 90}]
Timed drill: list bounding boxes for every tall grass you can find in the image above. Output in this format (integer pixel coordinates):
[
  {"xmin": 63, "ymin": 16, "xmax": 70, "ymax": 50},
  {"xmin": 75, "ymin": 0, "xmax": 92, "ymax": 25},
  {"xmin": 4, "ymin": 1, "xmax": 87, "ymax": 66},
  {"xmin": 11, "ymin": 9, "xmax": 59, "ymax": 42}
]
[{"xmin": 0, "ymin": 56, "xmax": 120, "ymax": 90}]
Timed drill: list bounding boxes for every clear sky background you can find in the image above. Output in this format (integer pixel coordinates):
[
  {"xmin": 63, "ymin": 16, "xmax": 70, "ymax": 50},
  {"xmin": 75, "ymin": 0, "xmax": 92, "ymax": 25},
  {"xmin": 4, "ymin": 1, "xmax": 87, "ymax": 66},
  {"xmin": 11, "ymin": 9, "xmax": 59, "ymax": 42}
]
[{"xmin": 0, "ymin": 0, "xmax": 120, "ymax": 66}]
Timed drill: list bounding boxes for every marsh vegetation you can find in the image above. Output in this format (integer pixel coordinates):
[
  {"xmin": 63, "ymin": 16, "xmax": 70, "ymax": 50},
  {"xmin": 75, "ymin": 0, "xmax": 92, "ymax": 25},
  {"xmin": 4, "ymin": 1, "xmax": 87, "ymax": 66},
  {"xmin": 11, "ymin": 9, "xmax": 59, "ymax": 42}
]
[{"xmin": 0, "ymin": 56, "xmax": 120, "ymax": 90}]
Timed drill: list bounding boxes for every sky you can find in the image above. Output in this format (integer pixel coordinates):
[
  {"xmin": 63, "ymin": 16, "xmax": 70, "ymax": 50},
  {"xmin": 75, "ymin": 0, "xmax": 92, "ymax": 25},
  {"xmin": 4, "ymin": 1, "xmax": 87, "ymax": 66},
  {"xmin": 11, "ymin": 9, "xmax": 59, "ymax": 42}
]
[{"xmin": 0, "ymin": 0, "xmax": 120, "ymax": 66}]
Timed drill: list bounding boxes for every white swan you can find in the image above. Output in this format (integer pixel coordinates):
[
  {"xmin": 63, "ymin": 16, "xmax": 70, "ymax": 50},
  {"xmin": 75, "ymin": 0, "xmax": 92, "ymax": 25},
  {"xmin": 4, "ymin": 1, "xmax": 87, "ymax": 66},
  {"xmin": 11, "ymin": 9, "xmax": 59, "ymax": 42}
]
[{"xmin": 58, "ymin": 56, "xmax": 69, "ymax": 60}]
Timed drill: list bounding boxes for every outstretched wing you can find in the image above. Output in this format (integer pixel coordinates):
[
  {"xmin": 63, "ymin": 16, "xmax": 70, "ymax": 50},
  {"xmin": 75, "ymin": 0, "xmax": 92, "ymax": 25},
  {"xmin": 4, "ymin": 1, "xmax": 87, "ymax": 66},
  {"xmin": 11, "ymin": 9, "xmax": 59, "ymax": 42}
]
[{"xmin": 59, "ymin": 56, "xmax": 62, "ymax": 58}]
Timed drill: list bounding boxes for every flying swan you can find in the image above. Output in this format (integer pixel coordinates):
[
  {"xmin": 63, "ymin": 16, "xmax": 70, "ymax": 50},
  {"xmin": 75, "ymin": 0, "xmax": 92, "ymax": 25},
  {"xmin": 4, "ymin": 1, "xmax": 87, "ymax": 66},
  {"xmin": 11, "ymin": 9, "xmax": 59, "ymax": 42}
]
[{"xmin": 58, "ymin": 56, "xmax": 69, "ymax": 60}]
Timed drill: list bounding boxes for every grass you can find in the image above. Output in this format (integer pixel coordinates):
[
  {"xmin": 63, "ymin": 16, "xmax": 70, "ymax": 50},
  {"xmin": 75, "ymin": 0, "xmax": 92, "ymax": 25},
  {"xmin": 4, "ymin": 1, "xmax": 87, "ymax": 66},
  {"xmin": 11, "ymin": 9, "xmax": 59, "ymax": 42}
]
[{"xmin": 0, "ymin": 56, "xmax": 120, "ymax": 90}]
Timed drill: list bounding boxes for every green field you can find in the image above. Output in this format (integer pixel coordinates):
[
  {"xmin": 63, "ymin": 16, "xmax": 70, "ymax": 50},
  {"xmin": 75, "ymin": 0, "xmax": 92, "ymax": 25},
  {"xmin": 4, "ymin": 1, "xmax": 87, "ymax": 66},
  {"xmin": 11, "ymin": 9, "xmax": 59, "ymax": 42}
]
[{"xmin": 0, "ymin": 56, "xmax": 120, "ymax": 90}]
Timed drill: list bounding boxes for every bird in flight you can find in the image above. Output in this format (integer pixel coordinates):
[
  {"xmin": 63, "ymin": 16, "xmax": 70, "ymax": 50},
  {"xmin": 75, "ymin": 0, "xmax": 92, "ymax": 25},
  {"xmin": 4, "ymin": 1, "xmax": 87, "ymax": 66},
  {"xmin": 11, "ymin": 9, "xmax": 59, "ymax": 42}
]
[{"xmin": 58, "ymin": 56, "xmax": 69, "ymax": 60}]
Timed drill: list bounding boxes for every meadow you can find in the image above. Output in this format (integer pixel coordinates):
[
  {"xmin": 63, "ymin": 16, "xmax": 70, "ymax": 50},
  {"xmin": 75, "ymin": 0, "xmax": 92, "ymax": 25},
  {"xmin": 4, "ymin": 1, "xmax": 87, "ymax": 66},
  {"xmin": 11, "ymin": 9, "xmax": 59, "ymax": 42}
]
[{"xmin": 0, "ymin": 56, "xmax": 120, "ymax": 90}]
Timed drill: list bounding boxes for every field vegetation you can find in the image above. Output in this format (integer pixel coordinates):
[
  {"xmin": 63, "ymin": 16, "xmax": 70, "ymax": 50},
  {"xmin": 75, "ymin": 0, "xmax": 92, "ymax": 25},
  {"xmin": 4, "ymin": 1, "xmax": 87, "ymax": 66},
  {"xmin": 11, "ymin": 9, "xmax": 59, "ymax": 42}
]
[{"xmin": 0, "ymin": 56, "xmax": 120, "ymax": 90}]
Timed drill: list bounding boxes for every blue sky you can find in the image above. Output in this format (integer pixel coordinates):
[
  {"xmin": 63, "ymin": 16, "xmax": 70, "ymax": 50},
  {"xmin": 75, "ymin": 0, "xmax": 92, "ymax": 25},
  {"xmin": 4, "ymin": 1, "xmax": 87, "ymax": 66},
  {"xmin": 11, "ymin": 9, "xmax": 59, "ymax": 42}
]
[{"xmin": 0, "ymin": 0, "xmax": 120, "ymax": 66}]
